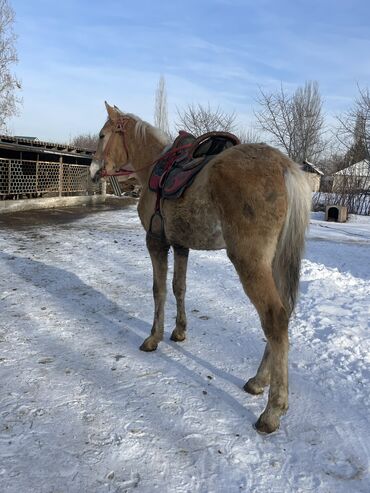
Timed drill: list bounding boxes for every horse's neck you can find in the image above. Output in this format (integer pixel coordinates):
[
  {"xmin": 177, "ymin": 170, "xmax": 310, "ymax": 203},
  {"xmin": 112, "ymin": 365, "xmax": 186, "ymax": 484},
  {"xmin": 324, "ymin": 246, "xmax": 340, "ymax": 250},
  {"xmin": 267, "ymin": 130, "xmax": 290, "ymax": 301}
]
[{"xmin": 129, "ymin": 132, "xmax": 168, "ymax": 185}]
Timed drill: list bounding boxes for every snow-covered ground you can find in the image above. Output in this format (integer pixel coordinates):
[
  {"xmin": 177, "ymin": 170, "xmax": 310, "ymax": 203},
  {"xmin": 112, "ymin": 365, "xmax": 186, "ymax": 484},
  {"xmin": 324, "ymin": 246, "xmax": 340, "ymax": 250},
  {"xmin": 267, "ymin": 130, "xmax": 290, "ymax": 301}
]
[{"xmin": 0, "ymin": 204, "xmax": 369, "ymax": 493}]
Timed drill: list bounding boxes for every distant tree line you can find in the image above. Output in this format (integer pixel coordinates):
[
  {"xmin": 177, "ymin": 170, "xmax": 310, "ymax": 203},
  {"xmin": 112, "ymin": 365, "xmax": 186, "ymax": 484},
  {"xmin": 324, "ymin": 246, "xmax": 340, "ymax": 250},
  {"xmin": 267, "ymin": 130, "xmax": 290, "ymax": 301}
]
[
  {"xmin": 155, "ymin": 77, "xmax": 370, "ymax": 215},
  {"xmin": 68, "ymin": 79, "xmax": 369, "ymax": 180},
  {"xmin": 152, "ymin": 76, "xmax": 369, "ymax": 178},
  {"xmin": 70, "ymin": 133, "xmax": 99, "ymax": 151}
]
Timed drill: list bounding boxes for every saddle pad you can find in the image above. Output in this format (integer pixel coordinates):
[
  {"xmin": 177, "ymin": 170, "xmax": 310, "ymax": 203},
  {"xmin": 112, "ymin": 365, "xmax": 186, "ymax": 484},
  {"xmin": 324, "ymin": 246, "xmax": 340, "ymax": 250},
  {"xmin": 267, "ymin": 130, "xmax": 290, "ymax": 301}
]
[{"xmin": 161, "ymin": 155, "xmax": 214, "ymax": 200}]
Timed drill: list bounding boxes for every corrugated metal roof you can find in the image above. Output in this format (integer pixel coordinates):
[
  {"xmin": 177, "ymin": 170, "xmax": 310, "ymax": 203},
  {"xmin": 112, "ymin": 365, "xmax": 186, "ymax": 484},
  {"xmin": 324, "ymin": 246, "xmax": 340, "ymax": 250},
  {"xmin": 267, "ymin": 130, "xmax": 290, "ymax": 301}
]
[
  {"xmin": 303, "ymin": 159, "xmax": 324, "ymax": 175},
  {"xmin": 0, "ymin": 135, "xmax": 95, "ymax": 158}
]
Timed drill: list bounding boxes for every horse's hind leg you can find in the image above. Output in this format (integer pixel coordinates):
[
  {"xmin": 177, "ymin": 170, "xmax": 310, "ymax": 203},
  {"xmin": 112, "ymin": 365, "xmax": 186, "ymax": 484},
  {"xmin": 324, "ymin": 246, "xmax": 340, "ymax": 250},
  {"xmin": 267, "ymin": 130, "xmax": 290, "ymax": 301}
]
[
  {"xmin": 244, "ymin": 342, "xmax": 271, "ymax": 395},
  {"xmin": 170, "ymin": 245, "xmax": 189, "ymax": 342},
  {"xmin": 228, "ymin": 251, "xmax": 289, "ymax": 433},
  {"xmin": 140, "ymin": 234, "xmax": 170, "ymax": 352}
]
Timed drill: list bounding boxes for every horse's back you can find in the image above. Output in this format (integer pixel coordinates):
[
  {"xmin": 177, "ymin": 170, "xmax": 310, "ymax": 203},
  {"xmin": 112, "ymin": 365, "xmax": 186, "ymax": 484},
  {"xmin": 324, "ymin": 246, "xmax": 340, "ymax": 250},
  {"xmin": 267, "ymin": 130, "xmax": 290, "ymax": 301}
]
[{"xmin": 209, "ymin": 143, "xmax": 292, "ymax": 189}]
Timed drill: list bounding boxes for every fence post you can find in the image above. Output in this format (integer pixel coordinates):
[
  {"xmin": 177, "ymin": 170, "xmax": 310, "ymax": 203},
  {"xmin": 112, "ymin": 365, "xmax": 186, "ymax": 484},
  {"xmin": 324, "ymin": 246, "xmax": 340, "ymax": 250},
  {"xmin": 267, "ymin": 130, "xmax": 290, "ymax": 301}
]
[
  {"xmin": 101, "ymin": 180, "xmax": 107, "ymax": 197},
  {"xmin": 87, "ymin": 169, "xmax": 93, "ymax": 196},
  {"xmin": 7, "ymin": 160, "xmax": 11, "ymax": 195},
  {"xmin": 58, "ymin": 157, "xmax": 63, "ymax": 197},
  {"xmin": 36, "ymin": 157, "xmax": 39, "ymax": 194}
]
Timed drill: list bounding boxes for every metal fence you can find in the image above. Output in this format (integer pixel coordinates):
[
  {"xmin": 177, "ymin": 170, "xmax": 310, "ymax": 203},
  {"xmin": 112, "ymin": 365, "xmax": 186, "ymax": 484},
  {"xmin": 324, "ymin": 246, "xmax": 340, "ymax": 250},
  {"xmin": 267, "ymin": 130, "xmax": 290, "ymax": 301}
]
[{"xmin": 0, "ymin": 158, "xmax": 100, "ymax": 199}]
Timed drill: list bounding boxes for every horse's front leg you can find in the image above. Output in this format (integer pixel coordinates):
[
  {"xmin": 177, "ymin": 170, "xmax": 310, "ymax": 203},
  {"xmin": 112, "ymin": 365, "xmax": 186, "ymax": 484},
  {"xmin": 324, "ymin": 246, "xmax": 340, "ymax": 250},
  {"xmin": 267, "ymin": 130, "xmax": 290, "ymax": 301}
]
[
  {"xmin": 170, "ymin": 245, "xmax": 189, "ymax": 343},
  {"xmin": 140, "ymin": 234, "xmax": 170, "ymax": 352}
]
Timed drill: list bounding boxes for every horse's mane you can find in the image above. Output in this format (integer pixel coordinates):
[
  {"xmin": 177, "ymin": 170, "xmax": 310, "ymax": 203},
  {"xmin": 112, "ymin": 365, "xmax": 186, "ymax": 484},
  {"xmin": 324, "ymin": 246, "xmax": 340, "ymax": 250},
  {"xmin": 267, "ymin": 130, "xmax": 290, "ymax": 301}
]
[{"xmin": 115, "ymin": 108, "xmax": 171, "ymax": 146}]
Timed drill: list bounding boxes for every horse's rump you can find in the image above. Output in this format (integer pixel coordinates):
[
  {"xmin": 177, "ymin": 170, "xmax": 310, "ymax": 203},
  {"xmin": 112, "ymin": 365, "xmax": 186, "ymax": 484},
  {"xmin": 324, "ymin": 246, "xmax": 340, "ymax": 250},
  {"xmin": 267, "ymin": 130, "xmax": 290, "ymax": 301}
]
[{"xmin": 207, "ymin": 143, "xmax": 311, "ymax": 314}]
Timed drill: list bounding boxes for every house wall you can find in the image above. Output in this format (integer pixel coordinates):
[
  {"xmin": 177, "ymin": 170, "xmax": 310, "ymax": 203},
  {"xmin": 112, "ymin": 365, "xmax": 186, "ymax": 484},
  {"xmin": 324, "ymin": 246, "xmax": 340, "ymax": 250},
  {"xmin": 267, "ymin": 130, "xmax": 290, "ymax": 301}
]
[
  {"xmin": 333, "ymin": 175, "xmax": 370, "ymax": 192},
  {"xmin": 304, "ymin": 173, "xmax": 321, "ymax": 192}
]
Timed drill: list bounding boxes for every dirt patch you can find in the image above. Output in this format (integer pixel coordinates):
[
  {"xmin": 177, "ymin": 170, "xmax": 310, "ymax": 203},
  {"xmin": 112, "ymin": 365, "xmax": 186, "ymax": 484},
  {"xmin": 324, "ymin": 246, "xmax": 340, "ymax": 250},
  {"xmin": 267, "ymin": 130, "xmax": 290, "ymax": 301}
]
[{"xmin": 0, "ymin": 197, "xmax": 137, "ymax": 230}]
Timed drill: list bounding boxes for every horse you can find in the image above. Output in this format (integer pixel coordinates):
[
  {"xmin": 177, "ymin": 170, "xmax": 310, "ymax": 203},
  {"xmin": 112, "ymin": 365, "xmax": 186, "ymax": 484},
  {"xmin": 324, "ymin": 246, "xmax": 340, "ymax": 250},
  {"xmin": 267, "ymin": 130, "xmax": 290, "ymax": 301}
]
[{"xmin": 90, "ymin": 102, "xmax": 311, "ymax": 434}]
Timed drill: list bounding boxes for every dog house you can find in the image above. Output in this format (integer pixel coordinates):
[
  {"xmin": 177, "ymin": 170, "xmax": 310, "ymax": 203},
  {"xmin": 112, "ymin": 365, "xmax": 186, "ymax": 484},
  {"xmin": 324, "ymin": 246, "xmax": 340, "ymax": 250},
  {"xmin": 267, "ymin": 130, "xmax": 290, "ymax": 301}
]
[{"xmin": 325, "ymin": 205, "xmax": 348, "ymax": 223}]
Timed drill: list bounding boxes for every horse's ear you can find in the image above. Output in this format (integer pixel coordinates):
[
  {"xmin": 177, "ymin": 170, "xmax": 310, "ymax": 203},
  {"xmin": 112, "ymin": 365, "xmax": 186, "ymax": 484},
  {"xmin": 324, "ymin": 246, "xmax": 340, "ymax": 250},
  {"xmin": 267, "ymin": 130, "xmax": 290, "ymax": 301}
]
[
  {"xmin": 105, "ymin": 101, "xmax": 117, "ymax": 121},
  {"xmin": 113, "ymin": 105, "xmax": 125, "ymax": 116}
]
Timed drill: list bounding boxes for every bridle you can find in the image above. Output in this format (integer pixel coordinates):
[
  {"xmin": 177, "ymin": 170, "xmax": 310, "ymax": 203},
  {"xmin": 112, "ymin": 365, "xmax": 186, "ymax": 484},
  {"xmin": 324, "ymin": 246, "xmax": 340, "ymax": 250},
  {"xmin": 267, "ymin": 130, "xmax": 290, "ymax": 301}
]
[
  {"xmin": 99, "ymin": 117, "xmax": 156, "ymax": 178},
  {"xmin": 99, "ymin": 117, "xmax": 136, "ymax": 177},
  {"xmin": 98, "ymin": 117, "xmax": 194, "ymax": 180}
]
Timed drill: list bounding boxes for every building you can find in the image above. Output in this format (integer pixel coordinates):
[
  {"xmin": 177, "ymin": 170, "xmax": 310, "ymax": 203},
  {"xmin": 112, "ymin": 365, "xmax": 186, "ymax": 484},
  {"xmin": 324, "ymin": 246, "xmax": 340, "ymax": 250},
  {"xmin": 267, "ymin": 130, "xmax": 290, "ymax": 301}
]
[
  {"xmin": 302, "ymin": 159, "xmax": 323, "ymax": 192},
  {"xmin": 333, "ymin": 159, "xmax": 370, "ymax": 192},
  {"xmin": 0, "ymin": 135, "xmax": 96, "ymax": 201}
]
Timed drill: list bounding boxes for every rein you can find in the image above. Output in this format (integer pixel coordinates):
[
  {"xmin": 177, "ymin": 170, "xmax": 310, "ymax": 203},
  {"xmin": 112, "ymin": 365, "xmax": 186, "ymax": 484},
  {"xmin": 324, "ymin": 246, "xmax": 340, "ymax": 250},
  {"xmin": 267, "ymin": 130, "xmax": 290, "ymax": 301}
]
[{"xmin": 101, "ymin": 162, "xmax": 153, "ymax": 178}]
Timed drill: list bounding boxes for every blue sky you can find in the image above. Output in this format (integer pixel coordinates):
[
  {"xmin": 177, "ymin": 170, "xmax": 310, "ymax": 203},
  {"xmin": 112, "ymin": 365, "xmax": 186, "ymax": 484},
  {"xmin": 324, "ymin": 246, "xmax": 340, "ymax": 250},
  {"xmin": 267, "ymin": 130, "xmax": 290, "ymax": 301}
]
[{"xmin": 9, "ymin": 0, "xmax": 370, "ymax": 142}]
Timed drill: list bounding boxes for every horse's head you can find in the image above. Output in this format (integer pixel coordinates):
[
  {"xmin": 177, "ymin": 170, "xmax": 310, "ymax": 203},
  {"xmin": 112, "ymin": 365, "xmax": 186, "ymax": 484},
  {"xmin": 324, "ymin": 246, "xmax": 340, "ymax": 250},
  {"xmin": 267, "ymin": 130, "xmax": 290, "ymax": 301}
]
[{"xmin": 90, "ymin": 102, "xmax": 131, "ymax": 182}]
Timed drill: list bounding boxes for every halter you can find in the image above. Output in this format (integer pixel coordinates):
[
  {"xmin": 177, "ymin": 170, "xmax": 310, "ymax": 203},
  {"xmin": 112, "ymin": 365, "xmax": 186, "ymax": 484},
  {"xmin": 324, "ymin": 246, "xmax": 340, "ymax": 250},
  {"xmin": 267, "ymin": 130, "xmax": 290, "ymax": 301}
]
[
  {"xmin": 100, "ymin": 117, "xmax": 157, "ymax": 177},
  {"xmin": 99, "ymin": 119, "xmax": 193, "ymax": 179},
  {"xmin": 100, "ymin": 117, "xmax": 134, "ymax": 177}
]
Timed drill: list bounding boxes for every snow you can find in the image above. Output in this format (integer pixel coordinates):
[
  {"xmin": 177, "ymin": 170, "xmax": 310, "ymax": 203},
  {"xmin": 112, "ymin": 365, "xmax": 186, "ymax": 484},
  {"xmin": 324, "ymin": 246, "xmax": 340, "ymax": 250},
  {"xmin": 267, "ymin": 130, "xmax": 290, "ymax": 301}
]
[{"xmin": 0, "ymin": 204, "xmax": 369, "ymax": 493}]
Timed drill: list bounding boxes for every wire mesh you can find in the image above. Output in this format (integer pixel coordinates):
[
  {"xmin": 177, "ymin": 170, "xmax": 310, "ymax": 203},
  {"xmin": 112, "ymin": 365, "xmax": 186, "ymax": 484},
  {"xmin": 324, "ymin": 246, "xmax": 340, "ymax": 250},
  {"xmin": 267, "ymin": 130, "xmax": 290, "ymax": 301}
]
[{"xmin": 0, "ymin": 159, "xmax": 101, "ymax": 198}]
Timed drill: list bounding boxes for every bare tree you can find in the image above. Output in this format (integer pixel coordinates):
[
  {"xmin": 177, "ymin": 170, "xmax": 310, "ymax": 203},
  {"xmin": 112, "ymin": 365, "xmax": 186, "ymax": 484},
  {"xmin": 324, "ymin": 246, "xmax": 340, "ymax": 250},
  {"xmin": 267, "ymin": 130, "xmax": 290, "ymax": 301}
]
[
  {"xmin": 336, "ymin": 85, "xmax": 370, "ymax": 164},
  {"xmin": 319, "ymin": 149, "xmax": 346, "ymax": 174},
  {"xmin": 236, "ymin": 125, "xmax": 262, "ymax": 144},
  {"xmin": 154, "ymin": 75, "xmax": 170, "ymax": 136},
  {"xmin": 70, "ymin": 133, "xmax": 98, "ymax": 151},
  {"xmin": 175, "ymin": 103, "xmax": 237, "ymax": 137},
  {"xmin": 315, "ymin": 89, "xmax": 370, "ymax": 215},
  {"xmin": 255, "ymin": 81, "xmax": 326, "ymax": 163},
  {"xmin": 0, "ymin": 0, "xmax": 21, "ymax": 131}
]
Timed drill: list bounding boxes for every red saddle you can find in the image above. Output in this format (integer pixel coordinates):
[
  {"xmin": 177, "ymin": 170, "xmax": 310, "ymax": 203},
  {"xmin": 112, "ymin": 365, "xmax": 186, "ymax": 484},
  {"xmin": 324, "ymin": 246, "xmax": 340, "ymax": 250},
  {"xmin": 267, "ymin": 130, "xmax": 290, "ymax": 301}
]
[{"xmin": 149, "ymin": 130, "xmax": 240, "ymax": 200}]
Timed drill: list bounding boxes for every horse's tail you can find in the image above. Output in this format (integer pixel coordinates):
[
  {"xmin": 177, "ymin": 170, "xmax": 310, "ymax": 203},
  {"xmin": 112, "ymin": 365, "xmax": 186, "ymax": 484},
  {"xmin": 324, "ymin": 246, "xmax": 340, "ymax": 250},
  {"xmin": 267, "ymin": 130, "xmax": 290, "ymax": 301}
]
[{"xmin": 273, "ymin": 164, "xmax": 311, "ymax": 317}]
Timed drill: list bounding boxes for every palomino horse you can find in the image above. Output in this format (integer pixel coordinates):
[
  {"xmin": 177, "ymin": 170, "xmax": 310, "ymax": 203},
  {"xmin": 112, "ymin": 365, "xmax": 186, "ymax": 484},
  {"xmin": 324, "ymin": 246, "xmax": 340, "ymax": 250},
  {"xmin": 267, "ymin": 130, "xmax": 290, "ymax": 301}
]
[{"xmin": 90, "ymin": 102, "xmax": 311, "ymax": 433}]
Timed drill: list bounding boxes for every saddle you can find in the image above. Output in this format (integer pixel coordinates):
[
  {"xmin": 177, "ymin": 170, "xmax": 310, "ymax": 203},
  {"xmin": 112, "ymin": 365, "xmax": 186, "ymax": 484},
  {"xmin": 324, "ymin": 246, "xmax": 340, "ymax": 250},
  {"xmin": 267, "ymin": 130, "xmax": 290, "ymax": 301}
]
[{"xmin": 149, "ymin": 130, "xmax": 240, "ymax": 200}]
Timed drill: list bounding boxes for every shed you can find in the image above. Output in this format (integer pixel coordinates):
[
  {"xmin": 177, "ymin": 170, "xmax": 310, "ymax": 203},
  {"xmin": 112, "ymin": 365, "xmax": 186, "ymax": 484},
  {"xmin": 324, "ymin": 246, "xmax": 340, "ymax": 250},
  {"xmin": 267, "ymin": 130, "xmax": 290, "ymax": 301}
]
[{"xmin": 0, "ymin": 135, "xmax": 96, "ymax": 201}]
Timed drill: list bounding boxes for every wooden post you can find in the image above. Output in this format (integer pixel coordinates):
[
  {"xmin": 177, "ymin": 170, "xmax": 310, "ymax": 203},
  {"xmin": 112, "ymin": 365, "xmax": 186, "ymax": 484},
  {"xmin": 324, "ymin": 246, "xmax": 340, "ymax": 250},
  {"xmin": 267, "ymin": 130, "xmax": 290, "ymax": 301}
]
[{"xmin": 101, "ymin": 179, "xmax": 107, "ymax": 197}]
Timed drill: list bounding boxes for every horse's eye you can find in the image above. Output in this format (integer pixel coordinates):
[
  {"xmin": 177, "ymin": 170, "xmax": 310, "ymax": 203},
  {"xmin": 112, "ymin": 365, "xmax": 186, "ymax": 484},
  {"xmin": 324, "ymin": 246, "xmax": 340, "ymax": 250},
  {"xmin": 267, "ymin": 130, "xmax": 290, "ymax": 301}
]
[{"xmin": 99, "ymin": 134, "xmax": 104, "ymax": 139}]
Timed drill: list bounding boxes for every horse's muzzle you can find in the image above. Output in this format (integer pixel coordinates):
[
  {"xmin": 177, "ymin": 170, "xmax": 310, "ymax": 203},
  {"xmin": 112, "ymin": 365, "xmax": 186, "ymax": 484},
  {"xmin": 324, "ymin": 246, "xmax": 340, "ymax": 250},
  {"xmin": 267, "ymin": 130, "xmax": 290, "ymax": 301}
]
[{"xmin": 91, "ymin": 169, "xmax": 102, "ymax": 184}]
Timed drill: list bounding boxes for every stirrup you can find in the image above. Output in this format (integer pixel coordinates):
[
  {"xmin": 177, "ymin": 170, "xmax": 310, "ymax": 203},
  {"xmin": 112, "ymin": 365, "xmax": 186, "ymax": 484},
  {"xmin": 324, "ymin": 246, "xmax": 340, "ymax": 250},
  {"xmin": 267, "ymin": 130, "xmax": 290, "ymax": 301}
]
[{"xmin": 148, "ymin": 211, "xmax": 165, "ymax": 240}]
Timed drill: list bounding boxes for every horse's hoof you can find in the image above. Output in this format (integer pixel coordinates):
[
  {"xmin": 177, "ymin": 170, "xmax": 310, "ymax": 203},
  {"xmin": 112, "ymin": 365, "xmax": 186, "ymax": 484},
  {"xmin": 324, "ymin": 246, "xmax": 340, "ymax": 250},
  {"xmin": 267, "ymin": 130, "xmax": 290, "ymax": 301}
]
[
  {"xmin": 255, "ymin": 413, "xmax": 280, "ymax": 434},
  {"xmin": 243, "ymin": 378, "xmax": 265, "ymax": 395},
  {"xmin": 139, "ymin": 338, "xmax": 158, "ymax": 352},
  {"xmin": 170, "ymin": 330, "xmax": 186, "ymax": 342}
]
